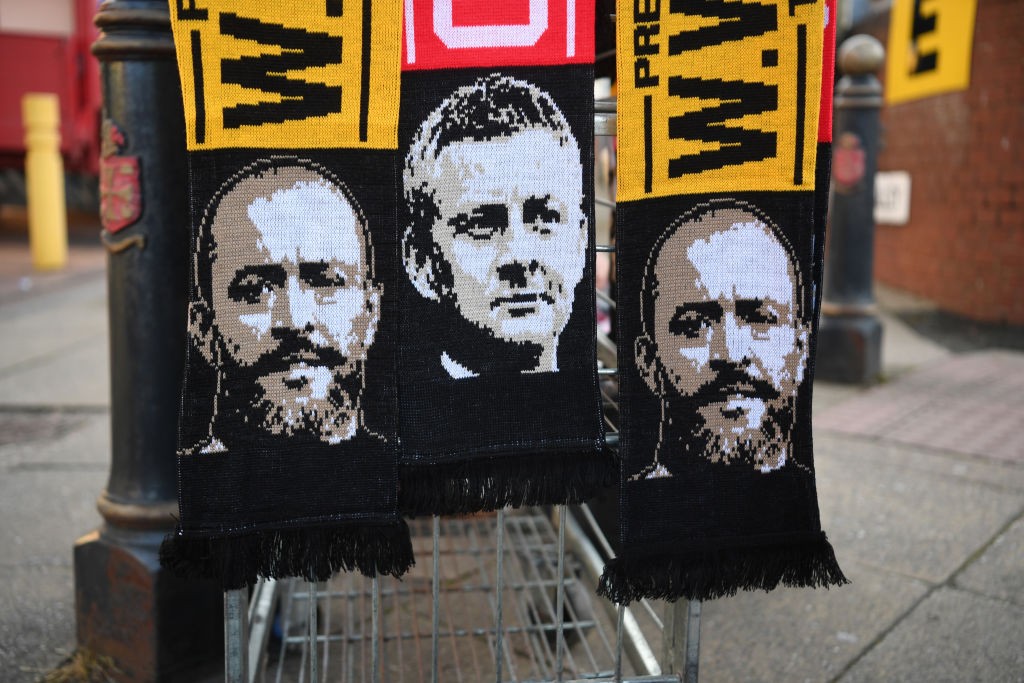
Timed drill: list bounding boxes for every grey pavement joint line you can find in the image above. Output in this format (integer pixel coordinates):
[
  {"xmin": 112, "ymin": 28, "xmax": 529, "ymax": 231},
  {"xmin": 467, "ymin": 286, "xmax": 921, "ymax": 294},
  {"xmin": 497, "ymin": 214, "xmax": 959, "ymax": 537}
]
[
  {"xmin": 842, "ymin": 559, "xmax": 947, "ymax": 587},
  {"xmin": 0, "ymin": 268, "xmax": 106, "ymax": 316},
  {"xmin": 946, "ymin": 581, "xmax": 1024, "ymax": 608},
  {"xmin": 6, "ymin": 462, "xmax": 108, "ymax": 472},
  {"xmin": 829, "ymin": 503, "xmax": 1024, "ymax": 683},
  {"xmin": 0, "ymin": 337, "xmax": 106, "ymax": 381},
  {"xmin": 0, "ymin": 560, "xmax": 73, "ymax": 569},
  {"xmin": 0, "ymin": 267, "xmax": 106, "ymax": 308},
  {"xmin": 0, "ymin": 405, "xmax": 109, "ymax": 415},
  {"xmin": 947, "ymin": 504, "xmax": 1024, "ymax": 589}
]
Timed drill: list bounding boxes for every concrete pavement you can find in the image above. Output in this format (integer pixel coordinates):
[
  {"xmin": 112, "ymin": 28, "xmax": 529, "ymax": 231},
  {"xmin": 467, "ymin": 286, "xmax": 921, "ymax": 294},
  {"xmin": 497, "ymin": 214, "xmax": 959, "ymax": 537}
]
[
  {"xmin": 0, "ymin": 240, "xmax": 1021, "ymax": 682},
  {"xmin": 0, "ymin": 240, "xmax": 109, "ymax": 681}
]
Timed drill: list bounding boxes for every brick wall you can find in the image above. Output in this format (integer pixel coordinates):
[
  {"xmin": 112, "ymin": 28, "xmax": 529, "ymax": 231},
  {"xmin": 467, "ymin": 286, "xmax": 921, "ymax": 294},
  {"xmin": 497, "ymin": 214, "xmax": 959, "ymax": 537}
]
[{"xmin": 863, "ymin": 0, "xmax": 1023, "ymax": 324}]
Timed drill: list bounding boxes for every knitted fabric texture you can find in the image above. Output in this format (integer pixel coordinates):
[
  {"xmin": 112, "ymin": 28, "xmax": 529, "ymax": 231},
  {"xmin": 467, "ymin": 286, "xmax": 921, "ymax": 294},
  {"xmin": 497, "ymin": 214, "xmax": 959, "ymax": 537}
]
[
  {"xmin": 599, "ymin": 0, "xmax": 847, "ymax": 603},
  {"xmin": 811, "ymin": 0, "xmax": 838, "ymax": 338},
  {"xmin": 396, "ymin": 0, "xmax": 611, "ymax": 516},
  {"xmin": 160, "ymin": 0, "xmax": 413, "ymax": 589}
]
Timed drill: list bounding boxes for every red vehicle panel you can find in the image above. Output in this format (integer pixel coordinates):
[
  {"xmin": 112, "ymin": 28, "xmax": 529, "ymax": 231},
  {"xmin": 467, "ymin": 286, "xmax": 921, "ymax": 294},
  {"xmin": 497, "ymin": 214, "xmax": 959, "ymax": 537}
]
[{"xmin": 0, "ymin": 0, "xmax": 101, "ymax": 175}]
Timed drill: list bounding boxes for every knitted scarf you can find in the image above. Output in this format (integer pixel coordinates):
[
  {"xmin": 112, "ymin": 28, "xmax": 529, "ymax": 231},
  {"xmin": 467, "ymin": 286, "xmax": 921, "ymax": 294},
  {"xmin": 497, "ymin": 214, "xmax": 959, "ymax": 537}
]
[
  {"xmin": 396, "ymin": 0, "xmax": 612, "ymax": 515},
  {"xmin": 599, "ymin": 0, "xmax": 847, "ymax": 603},
  {"xmin": 160, "ymin": 0, "xmax": 413, "ymax": 590}
]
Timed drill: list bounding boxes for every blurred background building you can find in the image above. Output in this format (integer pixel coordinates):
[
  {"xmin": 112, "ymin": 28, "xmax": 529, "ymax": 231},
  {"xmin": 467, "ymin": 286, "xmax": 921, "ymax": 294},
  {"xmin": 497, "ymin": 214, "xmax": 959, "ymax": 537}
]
[
  {"xmin": 844, "ymin": 0, "xmax": 1022, "ymax": 325},
  {"xmin": 0, "ymin": 0, "xmax": 100, "ymax": 211}
]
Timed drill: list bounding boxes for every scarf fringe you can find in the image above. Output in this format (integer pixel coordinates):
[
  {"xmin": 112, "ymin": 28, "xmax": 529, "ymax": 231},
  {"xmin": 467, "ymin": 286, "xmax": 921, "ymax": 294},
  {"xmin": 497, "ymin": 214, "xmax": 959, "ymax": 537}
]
[
  {"xmin": 160, "ymin": 520, "xmax": 415, "ymax": 590},
  {"xmin": 597, "ymin": 534, "xmax": 848, "ymax": 604},
  {"xmin": 400, "ymin": 449, "xmax": 616, "ymax": 517}
]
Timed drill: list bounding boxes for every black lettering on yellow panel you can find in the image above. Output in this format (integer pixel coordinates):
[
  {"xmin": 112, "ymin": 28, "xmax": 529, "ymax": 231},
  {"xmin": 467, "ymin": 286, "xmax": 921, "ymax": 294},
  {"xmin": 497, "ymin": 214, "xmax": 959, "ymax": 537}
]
[
  {"xmin": 169, "ymin": 0, "xmax": 400, "ymax": 150},
  {"xmin": 617, "ymin": 0, "xmax": 822, "ymax": 200}
]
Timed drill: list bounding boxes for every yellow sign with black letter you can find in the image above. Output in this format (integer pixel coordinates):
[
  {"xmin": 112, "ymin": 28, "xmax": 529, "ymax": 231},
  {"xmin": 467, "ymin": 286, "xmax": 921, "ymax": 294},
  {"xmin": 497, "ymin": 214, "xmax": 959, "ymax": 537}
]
[
  {"xmin": 616, "ymin": 0, "xmax": 823, "ymax": 202},
  {"xmin": 886, "ymin": 0, "xmax": 977, "ymax": 106},
  {"xmin": 168, "ymin": 0, "xmax": 401, "ymax": 150}
]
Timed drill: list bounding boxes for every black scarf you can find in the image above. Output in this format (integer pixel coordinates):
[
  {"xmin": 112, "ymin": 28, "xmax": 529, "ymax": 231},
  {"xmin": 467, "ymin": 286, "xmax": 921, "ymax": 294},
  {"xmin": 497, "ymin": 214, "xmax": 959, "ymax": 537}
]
[
  {"xmin": 599, "ymin": 0, "xmax": 847, "ymax": 603},
  {"xmin": 160, "ymin": 2, "xmax": 413, "ymax": 589},
  {"xmin": 395, "ymin": 0, "xmax": 612, "ymax": 515}
]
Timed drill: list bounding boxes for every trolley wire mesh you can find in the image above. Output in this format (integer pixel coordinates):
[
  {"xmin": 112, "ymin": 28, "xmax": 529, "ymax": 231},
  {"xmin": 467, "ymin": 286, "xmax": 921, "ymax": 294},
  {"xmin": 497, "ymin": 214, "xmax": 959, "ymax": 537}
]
[{"xmin": 253, "ymin": 509, "xmax": 680, "ymax": 683}]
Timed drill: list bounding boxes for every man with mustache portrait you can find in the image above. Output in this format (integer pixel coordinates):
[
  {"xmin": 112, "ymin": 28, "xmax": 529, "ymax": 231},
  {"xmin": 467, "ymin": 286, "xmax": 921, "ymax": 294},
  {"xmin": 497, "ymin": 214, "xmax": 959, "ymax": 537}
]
[
  {"xmin": 401, "ymin": 74, "xmax": 588, "ymax": 379},
  {"xmin": 632, "ymin": 200, "xmax": 809, "ymax": 478},
  {"xmin": 187, "ymin": 160, "xmax": 382, "ymax": 452}
]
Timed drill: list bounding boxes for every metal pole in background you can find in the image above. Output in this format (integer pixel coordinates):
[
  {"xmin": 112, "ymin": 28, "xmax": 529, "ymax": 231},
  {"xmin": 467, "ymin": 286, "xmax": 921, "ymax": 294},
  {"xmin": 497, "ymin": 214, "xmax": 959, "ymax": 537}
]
[
  {"xmin": 73, "ymin": 1, "xmax": 222, "ymax": 680},
  {"xmin": 224, "ymin": 589, "xmax": 249, "ymax": 683},
  {"xmin": 817, "ymin": 35, "xmax": 886, "ymax": 384}
]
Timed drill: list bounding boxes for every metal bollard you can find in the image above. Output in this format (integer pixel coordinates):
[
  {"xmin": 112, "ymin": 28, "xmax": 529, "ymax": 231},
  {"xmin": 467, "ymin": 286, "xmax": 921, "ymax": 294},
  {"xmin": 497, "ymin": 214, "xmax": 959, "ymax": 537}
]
[
  {"xmin": 72, "ymin": 1, "xmax": 222, "ymax": 680},
  {"xmin": 816, "ymin": 35, "xmax": 885, "ymax": 384},
  {"xmin": 22, "ymin": 93, "xmax": 68, "ymax": 271}
]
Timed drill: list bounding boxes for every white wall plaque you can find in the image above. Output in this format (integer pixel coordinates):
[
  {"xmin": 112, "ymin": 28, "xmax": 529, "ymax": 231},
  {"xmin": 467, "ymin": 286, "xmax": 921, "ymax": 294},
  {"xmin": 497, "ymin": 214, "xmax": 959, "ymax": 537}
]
[{"xmin": 875, "ymin": 171, "xmax": 912, "ymax": 225}]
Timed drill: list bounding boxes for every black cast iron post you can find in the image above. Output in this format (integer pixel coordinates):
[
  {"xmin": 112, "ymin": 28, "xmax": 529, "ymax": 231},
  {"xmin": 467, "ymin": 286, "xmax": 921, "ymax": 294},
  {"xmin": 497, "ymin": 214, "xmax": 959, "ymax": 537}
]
[
  {"xmin": 73, "ymin": 1, "xmax": 222, "ymax": 680},
  {"xmin": 816, "ymin": 34, "xmax": 885, "ymax": 384}
]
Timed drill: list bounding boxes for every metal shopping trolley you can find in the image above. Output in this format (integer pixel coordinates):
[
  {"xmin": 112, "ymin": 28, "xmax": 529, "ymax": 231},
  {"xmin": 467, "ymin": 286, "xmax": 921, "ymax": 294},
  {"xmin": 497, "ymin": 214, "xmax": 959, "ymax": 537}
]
[{"xmin": 221, "ymin": 99, "xmax": 703, "ymax": 683}]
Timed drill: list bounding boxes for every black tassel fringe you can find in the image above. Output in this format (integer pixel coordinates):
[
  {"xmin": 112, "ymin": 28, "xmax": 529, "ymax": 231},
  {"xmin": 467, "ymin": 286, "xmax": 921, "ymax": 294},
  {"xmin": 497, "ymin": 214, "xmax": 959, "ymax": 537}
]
[
  {"xmin": 597, "ymin": 534, "xmax": 849, "ymax": 604},
  {"xmin": 160, "ymin": 520, "xmax": 415, "ymax": 590},
  {"xmin": 400, "ymin": 449, "xmax": 617, "ymax": 517}
]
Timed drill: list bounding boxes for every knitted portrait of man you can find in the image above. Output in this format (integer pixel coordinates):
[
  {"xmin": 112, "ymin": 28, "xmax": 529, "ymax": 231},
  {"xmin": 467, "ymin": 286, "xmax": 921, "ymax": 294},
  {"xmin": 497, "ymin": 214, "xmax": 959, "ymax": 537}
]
[
  {"xmin": 401, "ymin": 74, "xmax": 588, "ymax": 379},
  {"xmin": 633, "ymin": 200, "xmax": 809, "ymax": 478},
  {"xmin": 188, "ymin": 159, "xmax": 382, "ymax": 451}
]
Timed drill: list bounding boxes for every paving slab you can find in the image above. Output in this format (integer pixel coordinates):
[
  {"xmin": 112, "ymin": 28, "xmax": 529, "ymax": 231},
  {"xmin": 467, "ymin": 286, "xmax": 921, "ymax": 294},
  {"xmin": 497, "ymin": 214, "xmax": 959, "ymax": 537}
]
[
  {"xmin": 814, "ymin": 432, "xmax": 1024, "ymax": 498},
  {"xmin": 816, "ymin": 351, "xmax": 1024, "ymax": 465},
  {"xmin": 0, "ymin": 416, "xmax": 108, "ymax": 681},
  {"xmin": 0, "ymin": 275, "xmax": 107, "ymax": 375},
  {"xmin": 0, "ymin": 564, "xmax": 78, "ymax": 683},
  {"xmin": 0, "ymin": 409, "xmax": 93, "ymax": 448},
  {"xmin": 0, "ymin": 335, "xmax": 109, "ymax": 408},
  {"xmin": 0, "ymin": 413, "xmax": 108, "ymax": 564},
  {"xmin": 0, "ymin": 467, "xmax": 105, "ymax": 569},
  {"xmin": 814, "ymin": 433, "xmax": 1024, "ymax": 585},
  {"xmin": 0, "ymin": 411, "xmax": 109, "ymax": 468},
  {"xmin": 0, "ymin": 240, "xmax": 105, "ymax": 307},
  {"xmin": 699, "ymin": 563, "xmax": 929, "ymax": 683},
  {"xmin": 839, "ymin": 588, "xmax": 1024, "ymax": 683},
  {"xmin": 955, "ymin": 514, "xmax": 1024, "ymax": 608}
]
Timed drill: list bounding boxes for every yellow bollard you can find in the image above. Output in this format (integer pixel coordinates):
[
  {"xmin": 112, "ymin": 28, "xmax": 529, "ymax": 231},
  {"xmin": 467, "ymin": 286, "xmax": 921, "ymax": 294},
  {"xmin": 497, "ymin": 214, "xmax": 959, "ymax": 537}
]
[{"xmin": 22, "ymin": 93, "xmax": 68, "ymax": 271}]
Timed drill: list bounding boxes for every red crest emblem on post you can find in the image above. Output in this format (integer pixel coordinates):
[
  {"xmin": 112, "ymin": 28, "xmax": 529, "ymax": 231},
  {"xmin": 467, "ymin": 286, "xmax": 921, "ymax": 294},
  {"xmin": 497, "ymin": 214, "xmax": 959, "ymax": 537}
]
[
  {"xmin": 100, "ymin": 121, "xmax": 142, "ymax": 234},
  {"xmin": 833, "ymin": 132, "xmax": 866, "ymax": 192}
]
